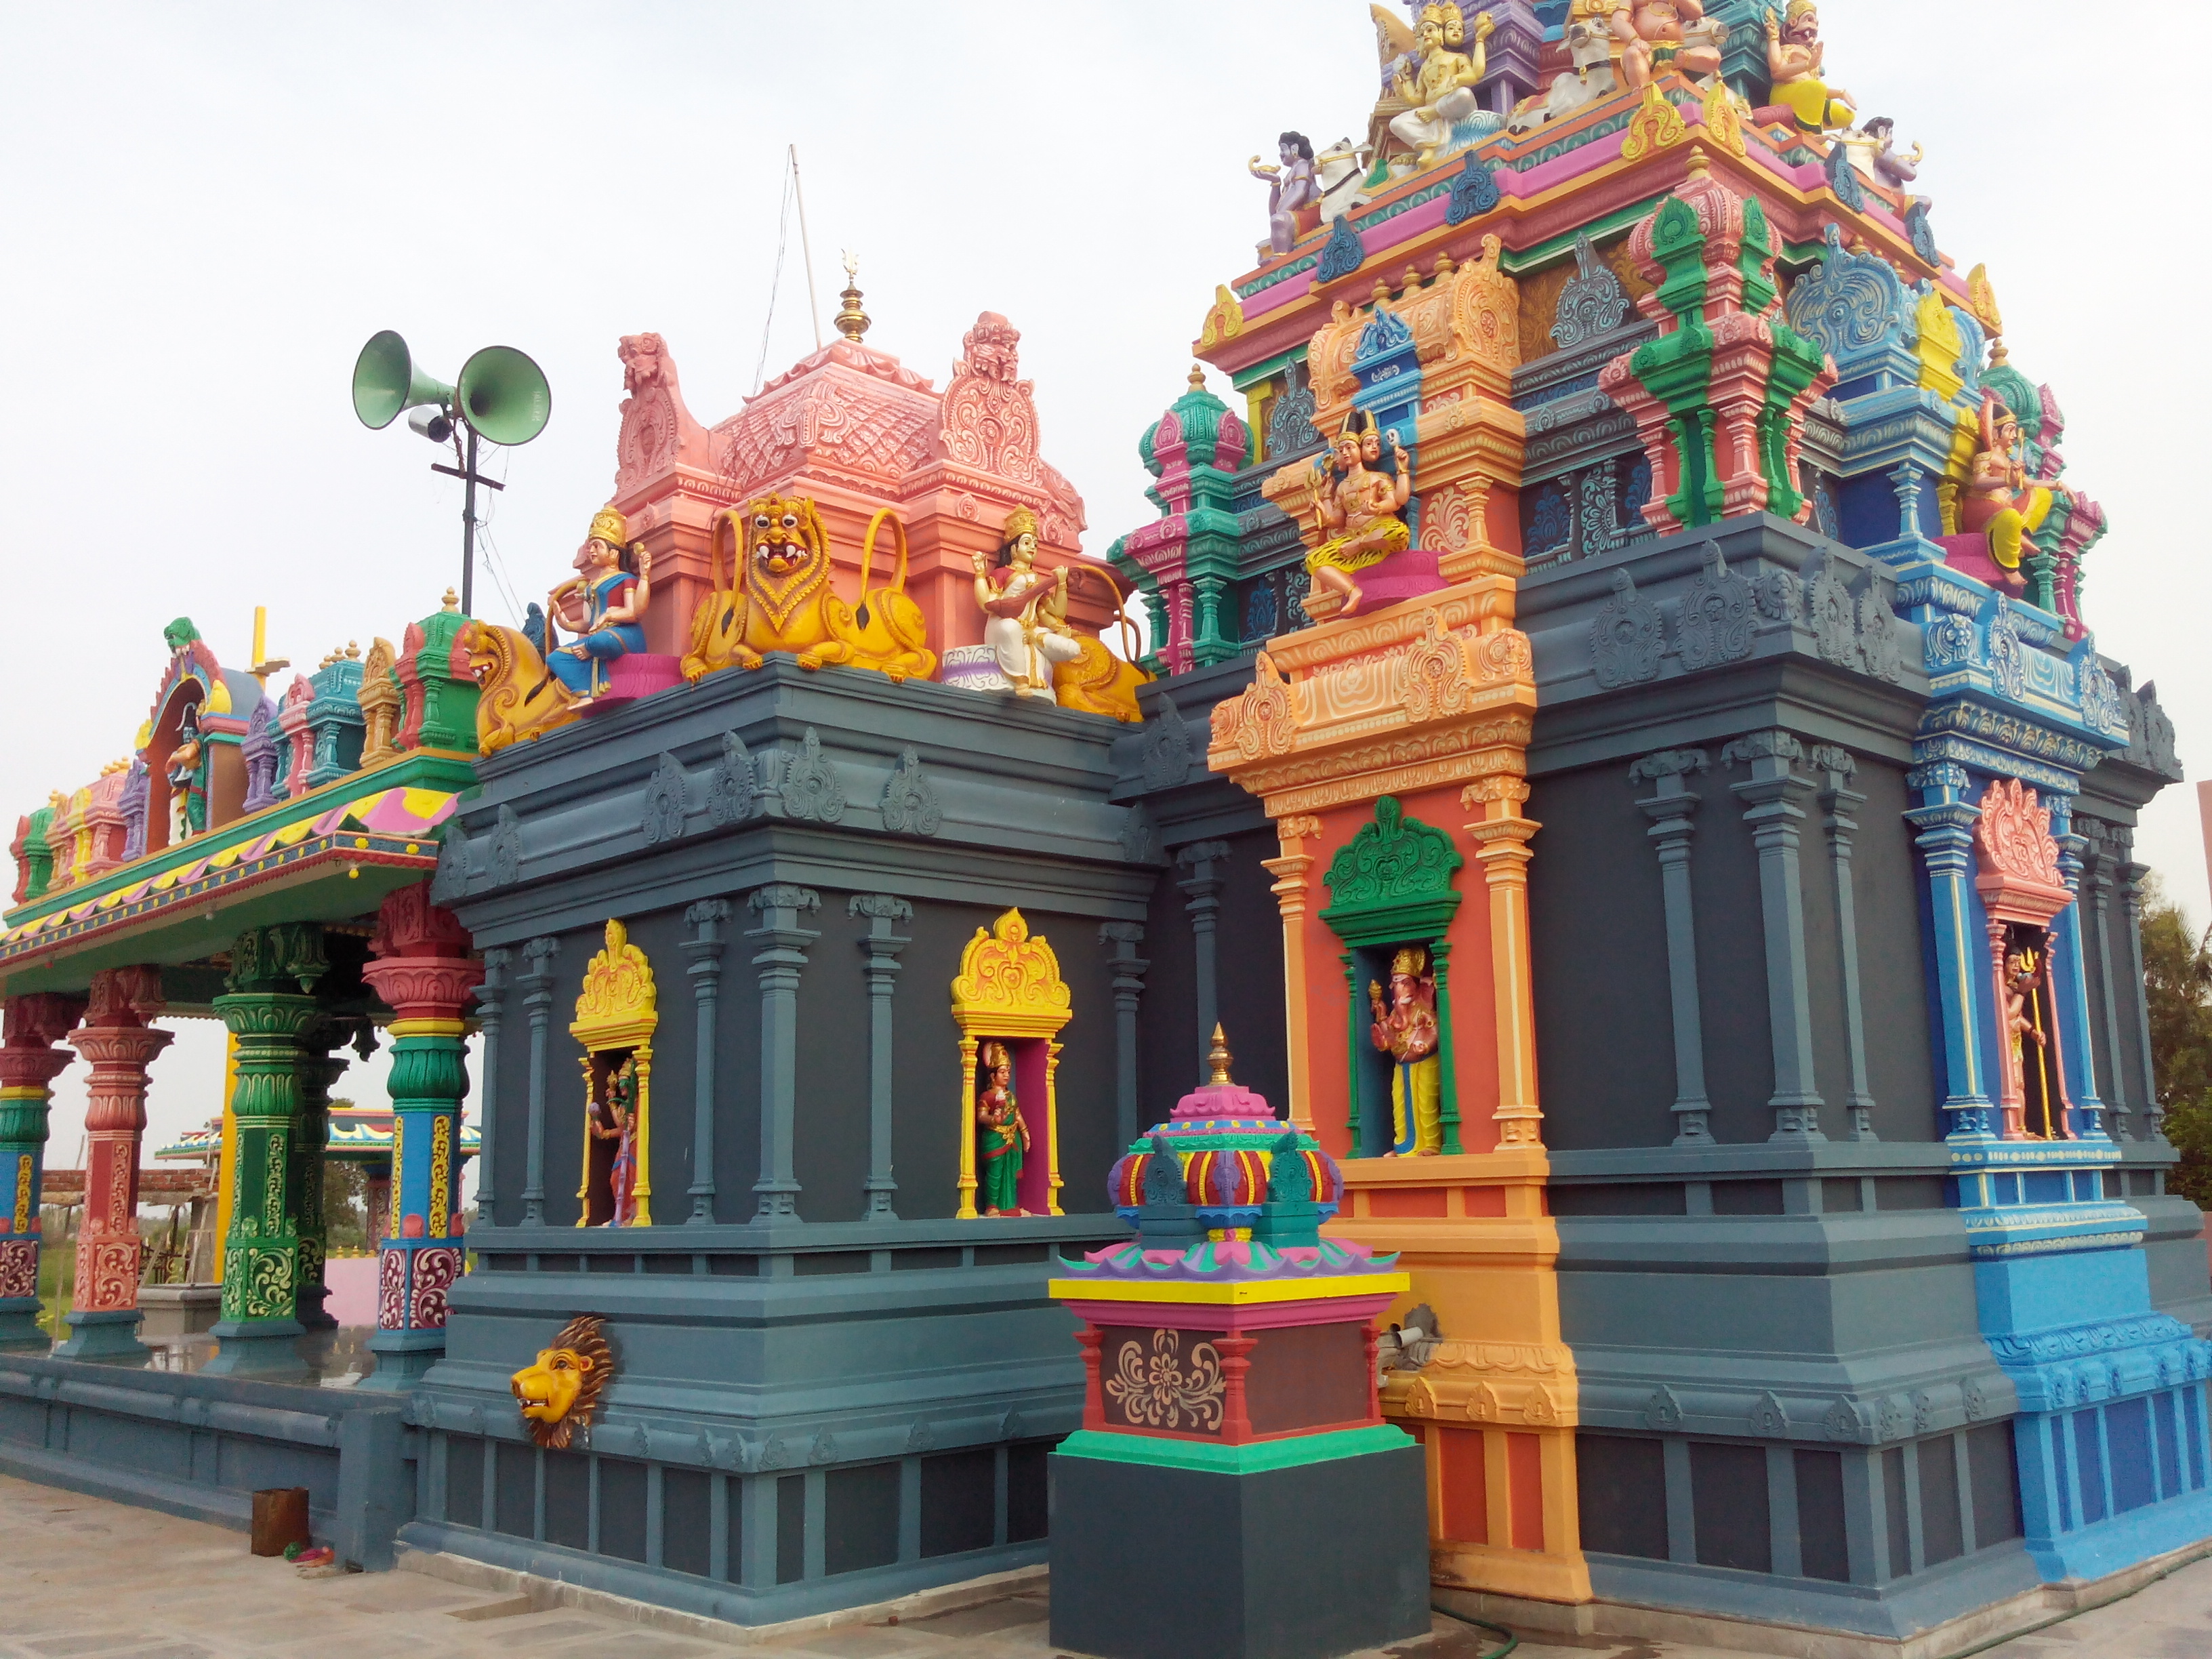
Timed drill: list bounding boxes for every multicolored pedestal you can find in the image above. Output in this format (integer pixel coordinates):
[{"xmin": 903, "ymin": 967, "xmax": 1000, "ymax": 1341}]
[{"xmin": 1048, "ymin": 1041, "xmax": 1428, "ymax": 1659}]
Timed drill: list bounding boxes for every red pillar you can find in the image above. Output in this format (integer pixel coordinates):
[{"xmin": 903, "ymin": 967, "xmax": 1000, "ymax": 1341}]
[
  {"xmin": 0, "ymin": 993, "xmax": 86, "ymax": 1347},
  {"xmin": 58, "ymin": 967, "xmax": 170, "ymax": 1359}
]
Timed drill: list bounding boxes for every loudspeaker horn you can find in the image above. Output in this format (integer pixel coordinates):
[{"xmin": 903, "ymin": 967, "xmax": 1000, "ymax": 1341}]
[
  {"xmin": 455, "ymin": 345, "xmax": 552, "ymax": 447},
  {"xmin": 351, "ymin": 330, "xmax": 454, "ymax": 430}
]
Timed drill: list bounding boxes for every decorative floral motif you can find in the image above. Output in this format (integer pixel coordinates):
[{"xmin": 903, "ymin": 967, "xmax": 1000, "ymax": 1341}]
[
  {"xmin": 1401, "ymin": 612, "xmax": 1471, "ymax": 722},
  {"xmin": 1549, "ymin": 232, "xmax": 1629, "ymax": 350},
  {"xmin": 1925, "ymin": 611, "xmax": 1978, "ymax": 670},
  {"xmin": 640, "ymin": 753, "xmax": 687, "ymax": 845},
  {"xmin": 950, "ymin": 909, "xmax": 1071, "ymax": 1021},
  {"xmin": 1266, "ymin": 373, "xmax": 1320, "ymax": 457},
  {"xmin": 781, "ymin": 728, "xmax": 846, "ymax": 823},
  {"xmin": 1317, "ymin": 212, "xmax": 1366, "ymax": 283},
  {"xmin": 1443, "ymin": 150, "xmax": 1500, "ymax": 226},
  {"xmin": 1975, "ymin": 778, "xmax": 2063, "ymax": 889},
  {"xmin": 878, "ymin": 746, "xmax": 943, "ymax": 837},
  {"xmin": 707, "ymin": 730, "xmax": 761, "ymax": 826},
  {"xmin": 1676, "ymin": 543, "xmax": 1753, "ymax": 672},
  {"xmin": 1804, "ymin": 559, "xmax": 1858, "ymax": 668},
  {"xmin": 0, "ymin": 1239, "xmax": 34, "ymax": 1300},
  {"xmin": 1106, "ymin": 1328, "xmax": 1224, "ymax": 1432},
  {"xmin": 489, "ymin": 804, "xmax": 523, "ymax": 887},
  {"xmin": 1782, "ymin": 226, "xmax": 1912, "ymax": 378},
  {"xmin": 1589, "ymin": 568, "xmax": 1663, "ymax": 689},
  {"xmin": 575, "ymin": 918, "xmax": 657, "ymax": 1025},
  {"xmin": 1323, "ymin": 796, "xmax": 1463, "ymax": 909},
  {"xmin": 410, "ymin": 1245, "xmax": 462, "ymax": 1330},
  {"xmin": 1988, "ymin": 605, "xmax": 2026, "ymax": 701},
  {"xmin": 377, "ymin": 1246, "xmax": 406, "ymax": 1330},
  {"xmin": 1620, "ymin": 84, "xmax": 1687, "ymax": 163}
]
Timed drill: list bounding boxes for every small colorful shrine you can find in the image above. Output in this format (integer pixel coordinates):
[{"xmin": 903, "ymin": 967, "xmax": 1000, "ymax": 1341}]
[{"xmin": 1, "ymin": 4, "xmax": 2205, "ymax": 1654}]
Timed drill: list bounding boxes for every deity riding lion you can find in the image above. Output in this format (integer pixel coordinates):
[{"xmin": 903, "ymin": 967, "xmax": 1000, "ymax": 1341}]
[
  {"xmin": 509, "ymin": 1313, "xmax": 615, "ymax": 1450},
  {"xmin": 681, "ymin": 495, "xmax": 937, "ymax": 684}
]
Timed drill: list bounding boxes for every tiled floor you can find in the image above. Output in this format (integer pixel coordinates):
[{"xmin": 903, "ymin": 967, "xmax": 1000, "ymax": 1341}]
[{"xmin": 0, "ymin": 1472, "xmax": 2206, "ymax": 1658}]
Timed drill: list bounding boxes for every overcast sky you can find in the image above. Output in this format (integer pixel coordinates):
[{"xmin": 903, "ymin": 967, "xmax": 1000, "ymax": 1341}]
[{"xmin": 3, "ymin": 2, "xmax": 2202, "ymax": 1171}]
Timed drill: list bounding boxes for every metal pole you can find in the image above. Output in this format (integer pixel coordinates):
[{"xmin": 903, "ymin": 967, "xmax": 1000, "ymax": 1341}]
[
  {"xmin": 790, "ymin": 145, "xmax": 824, "ymax": 350},
  {"xmin": 461, "ymin": 425, "xmax": 478, "ymax": 617}
]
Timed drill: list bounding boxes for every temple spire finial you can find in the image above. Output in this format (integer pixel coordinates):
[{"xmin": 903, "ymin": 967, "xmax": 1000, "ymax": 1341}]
[{"xmin": 1208, "ymin": 1023, "xmax": 1234, "ymax": 1085}]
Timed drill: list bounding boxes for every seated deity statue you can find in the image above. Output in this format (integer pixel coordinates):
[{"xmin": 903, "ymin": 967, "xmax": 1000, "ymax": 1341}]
[
  {"xmin": 971, "ymin": 507, "xmax": 1082, "ymax": 699},
  {"xmin": 1960, "ymin": 394, "xmax": 2058, "ymax": 574},
  {"xmin": 1250, "ymin": 131, "xmax": 1321, "ymax": 256},
  {"xmin": 1755, "ymin": 0, "xmax": 1854, "ymax": 134},
  {"xmin": 1370, "ymin": 946, "xmax": 1443, "ymax": 1156},
  {"xmin": 1303, "ymin": 413, "xmax": 1412, "ymax": 618},
  {"xmin": 1509, "ymin": 1, "xmax": 1622, "ymax": 132},
  {"xmin": 546, "ymin": 506, "xmax": 653, "ymax": 712},
  {"xmin": 1385, "ymin": 5, "xmax": 1504, "ymax": 169},
  {"xmin": 1618, "ymin": 0, "xmax": 1727, "ymax": 90}
]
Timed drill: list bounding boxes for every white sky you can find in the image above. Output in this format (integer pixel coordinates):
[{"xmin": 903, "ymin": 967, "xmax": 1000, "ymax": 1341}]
[{"xmin": 3, "ymin": 2, "xmax": 2204, "ymax": 1168}]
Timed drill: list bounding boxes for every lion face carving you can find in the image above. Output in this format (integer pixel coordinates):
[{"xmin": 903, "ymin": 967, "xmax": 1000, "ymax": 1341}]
[
  {"xmin": 510, "ymin": 1313, "xmax": 614, "ymax": 1450},
  {"xmin": 682, "ymin": 494, "xmax": 935, "ymax": 685}
]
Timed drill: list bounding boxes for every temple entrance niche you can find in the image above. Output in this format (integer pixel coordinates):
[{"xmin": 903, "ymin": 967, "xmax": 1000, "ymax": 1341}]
[
  {"xmin": 951, "ymin": 908, "xmax": 1069, "ymax": 1218},
  {"xmin": 571, "ymin": 918, "xmax": 657, "ymax": 1227},
  {"xmin": 1320, "ymin": 797, "xmax": 1466, "ymax": 1160},
  {"xmin": 1973, "ymin": 779, "xmax": 2077, "ymax": 1141}
]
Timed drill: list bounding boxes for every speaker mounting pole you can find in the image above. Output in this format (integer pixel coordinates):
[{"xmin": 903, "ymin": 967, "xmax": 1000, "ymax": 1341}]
[{"xmin": 430, "ymin": 427, "xmax": 504, "ymax": 617}]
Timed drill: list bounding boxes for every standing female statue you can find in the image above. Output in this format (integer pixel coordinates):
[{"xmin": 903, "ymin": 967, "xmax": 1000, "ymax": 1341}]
[{"xmin": 975, "ymin": 1041, "xmax": 1031, "ymax": 1216}]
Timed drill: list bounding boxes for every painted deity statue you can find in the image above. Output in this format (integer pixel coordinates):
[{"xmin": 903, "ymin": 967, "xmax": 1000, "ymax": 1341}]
[
  {"xmin": 975, "ymin": 1040, "xmax": 1031, "ymax": 1216},
  {"xmin": 588, "ymin": 1056, "xmax": 640, "ymax": 1227},
  {"xmin": 971, "ymin": 507, "xmax": 1082, "ymax": 699},
  {"xmin": 167, "ymin": 710, "xmax": 205, "ymax": 843},
  {"xmin": 1961, "ymin": 393, "xmax": 2057, "ymax": 575},
  {"xmin": 2003, "ymin": 947, "xmax": 2070, "ymax": 1141},
  {"xmin": 547, "ymin": 507, "xmax": 653, "ymax": 711},
  {"xmin": 1369, "ymin": 946, "xmax": 1442, "ymax": 1156},
  {"xmin": 1305, "ymin": 413, "xmax": 1412, "ymax": 617},
  {"xmin": 1387, "ymin": 6, "xmax": 1502, "ymax": 169},
  {"xmin": 1756, "ymin": 1, "xmax": 1853, "ymax": 134},
  {"xmin": 1250, "ymin": 131, "xmax": 1321, "ymax": 256},
  {"xmin": 1618, "ymin": 0, "xmax": 1727, "ymax": 90}
]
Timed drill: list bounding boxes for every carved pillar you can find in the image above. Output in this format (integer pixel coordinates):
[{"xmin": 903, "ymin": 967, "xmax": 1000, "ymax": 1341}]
[
  {"xmin": 291, "ymin": 1025, "xmax": 349, "ymax": 1333},
  {"xmin": 1099, "ymin": 922, "xmax": 1151, "ymax": 1150},
  {"xmin": 474, "ymin": 947, "xmax": 511, "ymax": 1211},
  {"xmin": 1723, "ymin": 732, "xmax": 1826, "ymax": 1143},
  {"xmin": 0, "ymin": 994, "xmax": 85, "ymax": 1349},
  {"xmin": 206, "ymin": 923, "xmax": 327, "ymax": 1376},
  {"xmin": 1906, "ymin": 764, "xmax": 1995, "ymax": 1138},
  {"xmin": 1465, "ymin": 779, "xmax": 1542, "ymax": 1149},
  {"xmin": 683, "ymin": 900, "xmax": 733, "ymax": 1225},
  {"xmin": 53, "ymin": 969, "xmax": 169, "ymax": 1360},
  {"xmin": 1260, "ymin": 821, "xmax": 1318, "ymax": 1134},
  {"xmin": 2081, "ymin": 823, "xmax": 2130, "ymax": 1141},
  {"xmin": 1176, "ymin": 840, "xmax": 1232, "ymax": 1084},
  {"xmin": 2119, "ymin": 840, "xmax": 2163, "ymax": 1141},
  {"xmin": 517, "ymin": 937, "xmax": 560, "ymax": 1225},
  {"xmin": 2047, "ymin": 805, "xmax": 2108, "ymax": 1139},
  {"xmin": 749, "ymin": 884, "xmax": 821, "ymax": 1221},
  {"xmin": 851, "ymin": 896, "xmax": 912, "ymax": 1220},
  {"xmin": 1811, "ymin": 747, "xmax": 1878, "ymax": 1141},
  {"xmin": 1631, "ymin": 750, "xmax": 1713, "ymax": 1146},
  {"xmin": 360, "ymin": 883, "xmax": 480, "ymax": 1388}
]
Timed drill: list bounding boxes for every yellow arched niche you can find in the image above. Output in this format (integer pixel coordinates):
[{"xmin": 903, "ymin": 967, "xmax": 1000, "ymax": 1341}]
[
  {"xmin": 950, "ymin": 907, "xmax": 1071, "ymax": 1219},
  {"xmin": 571, "ymin": 918, "xmax": 657, "ymax": 1227}
]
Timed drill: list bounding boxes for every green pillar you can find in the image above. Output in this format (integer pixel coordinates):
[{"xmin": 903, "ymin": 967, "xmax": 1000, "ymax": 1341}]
[
  {"xmin": 204, "ymin": 923, "xmax": 326, "ymax": 1377},
  {"xmin": 291, "ymin": 1029, "xmax": 348, "ymax": 1333}
]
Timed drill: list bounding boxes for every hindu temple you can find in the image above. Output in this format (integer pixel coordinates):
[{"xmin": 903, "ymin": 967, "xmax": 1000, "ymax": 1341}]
[{"xmin": 1, "ymin": 3, "xmax": 2204, "ymax": 1654}]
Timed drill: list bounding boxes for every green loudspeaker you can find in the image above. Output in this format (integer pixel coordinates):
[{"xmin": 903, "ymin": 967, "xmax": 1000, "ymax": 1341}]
[
  {"xmin": 351, "ymin": 330, "xmax": 455, "ymax": 430},
  {"xmin": 456, "ymin": 345, "xmax": 552, "ymax": 446}
]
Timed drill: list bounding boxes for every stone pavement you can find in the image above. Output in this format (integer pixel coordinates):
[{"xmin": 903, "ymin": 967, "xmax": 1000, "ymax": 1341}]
[{"xmin": 0, "ymin": 1472, "xmax": 2207, "ymax": 1659}]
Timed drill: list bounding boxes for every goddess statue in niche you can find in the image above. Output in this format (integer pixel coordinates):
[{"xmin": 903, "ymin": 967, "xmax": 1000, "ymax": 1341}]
[
  {"xmin": 167, "ymin": 708, "xmax": 205, "ymax": 843},
  {"xmin": 586, "ymin": 1054, "xmax": 640, "ymax": 1226},
  {"xmin": 971, "ymin": 507, "xmax": 1082, "ymax": 699},
  {"xmin": 1370, "ymin": 946, "xmax": 1442, "ymax": 1155},
  {"xmin": 975, "ymin": 1040, "xmax": 1031, "ymax": 1216},
  {"xmin": 546, "ymin": 506, "xmax": 653, "ymax": 712},
  {"xmin": 1304, "ymin": 412, "xmax": 1412, "ymax": 617}
]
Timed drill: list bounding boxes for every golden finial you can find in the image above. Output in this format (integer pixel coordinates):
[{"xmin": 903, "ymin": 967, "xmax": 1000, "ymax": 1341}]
[
  {"xmin": 1208, "ymin": 1023, "xmax": 1235, "ymax": 1086},
  {"xmin": 1187, "ymin": 363, "xmax": 1206, "ymax": 390},
  {"xmin": 441, "ymin": 588, "xmax": 459, "ymax": 613},
  {"xmin": 834, "ymin": 251, "xmax": 870, "ymax": 342},
  {"xmin": 1686, "ymin": 144, "xmax": 1711, "ymax": 177},
  {"xmin": 345, "ymin": 640, "xmax": 361, "ymax": 660}
]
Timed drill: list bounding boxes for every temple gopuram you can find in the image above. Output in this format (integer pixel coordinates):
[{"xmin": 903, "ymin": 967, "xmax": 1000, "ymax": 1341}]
[{"xmin": 1, "ymin": 5, "xmax": 2203, "ymax": 1654}]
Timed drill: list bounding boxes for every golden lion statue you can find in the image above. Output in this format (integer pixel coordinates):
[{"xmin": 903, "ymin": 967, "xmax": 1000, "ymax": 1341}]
[
  {"xmin": 510, "ymin": 1313, "xmax": 613, "ymax": 1450},
  {"xmin": 682, "ymin": 495, "xmax": 936, "ymax": 684},
  {"xmin": 463, "ymin": 619, "xmax": 581, "ymax": 755},
  {"xmin": 1050, "ymin": 578, "xmax": 1151, "ymax": 724}
]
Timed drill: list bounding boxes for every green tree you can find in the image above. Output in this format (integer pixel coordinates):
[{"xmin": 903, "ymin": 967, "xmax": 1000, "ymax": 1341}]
[{"xmin": 2140, "ymin": 875, "xmax": 2212, "ymax": 1207}]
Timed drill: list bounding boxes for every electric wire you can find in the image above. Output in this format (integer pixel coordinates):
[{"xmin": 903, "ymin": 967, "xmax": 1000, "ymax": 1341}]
[{"xmin": 750, "ymin": 153, "xmax": 797, "ymax": 396}]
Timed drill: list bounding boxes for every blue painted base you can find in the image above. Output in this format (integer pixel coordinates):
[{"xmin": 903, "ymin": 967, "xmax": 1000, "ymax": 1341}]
[
  {"xmin": 201, "ymin": 1318, "xmax": 311, "ymax": 1378},
  {"xmin": 0, "ymin": 1294, "xmax": 48, "ymax": 1351},
  {"xmin": 2025, "ymin": 1479, "xmax": 2212, "ymax": 1583},
  {"xmin": 358, "ymin": 1328, "xmax": 444, "ymax": 1392},
  {"xmin": 52, "ymin": 1308, "xmax": 148, "ymax": 1363}
]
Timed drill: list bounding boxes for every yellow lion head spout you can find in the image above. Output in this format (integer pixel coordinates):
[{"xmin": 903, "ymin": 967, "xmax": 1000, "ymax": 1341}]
[
  {"xmin": 744, "ymin": 493, "xmax": 831, "ymax": 588},
  {"xmin": 510, "ymin": 1313, "xmax": 614, "ymax": 1449}
]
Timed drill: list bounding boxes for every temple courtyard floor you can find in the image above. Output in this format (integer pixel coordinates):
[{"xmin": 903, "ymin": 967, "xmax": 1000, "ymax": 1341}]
[{"xmin": 0, "ymin": 1473, "xmax": 2206, "ymax": 1659}]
